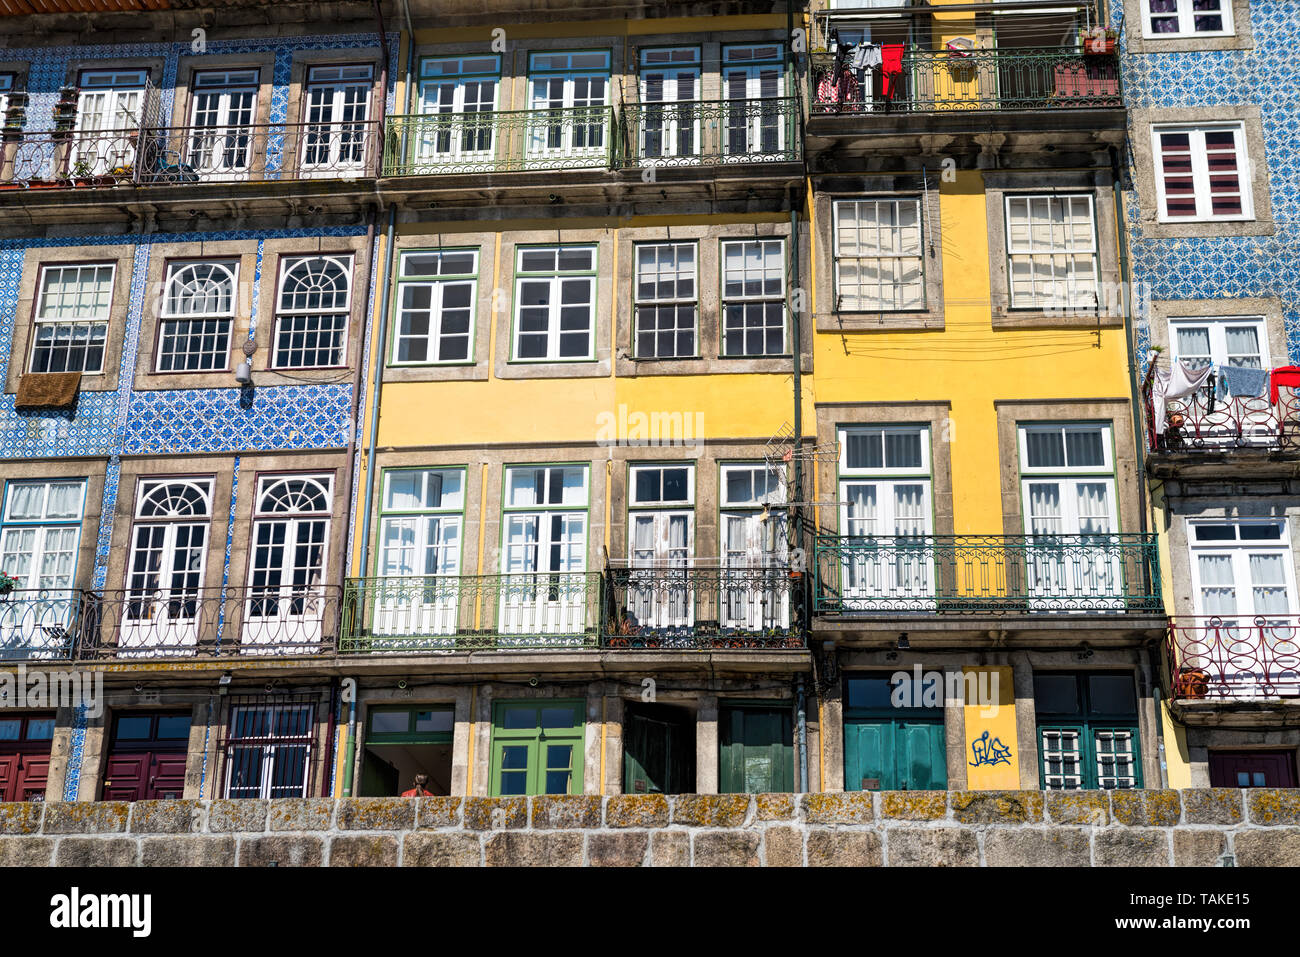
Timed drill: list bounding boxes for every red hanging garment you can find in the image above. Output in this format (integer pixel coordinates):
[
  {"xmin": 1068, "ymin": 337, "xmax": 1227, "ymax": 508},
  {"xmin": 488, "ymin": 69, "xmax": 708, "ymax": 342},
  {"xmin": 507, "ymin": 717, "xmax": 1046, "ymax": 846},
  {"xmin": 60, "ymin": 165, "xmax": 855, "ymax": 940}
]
[
  {"xmin": 1270, "ymin": 366, "xmax": 1300, "ymax": 405},
  {"xmin": 881, "ymin": 43, "xmax": 904, "ymax": 98}
]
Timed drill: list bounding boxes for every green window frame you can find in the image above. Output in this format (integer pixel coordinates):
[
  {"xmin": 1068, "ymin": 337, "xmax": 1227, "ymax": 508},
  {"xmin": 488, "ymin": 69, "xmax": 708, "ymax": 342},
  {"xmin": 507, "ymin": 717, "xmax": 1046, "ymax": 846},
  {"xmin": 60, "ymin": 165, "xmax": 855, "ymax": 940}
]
[
  {"xmin": 511, "ymin": 244, "xmax": 599, "ymax": 362},
  {"xmin": 376, "ymin": 467, "xmax": 467, "ymax": 578},
  {"xmin": 390, "ymin": 248, "xmax": 479, "ymax": 366},
  {"xmin": 490, "ymin": 699, "xmax": 585, "ymax": 796},
  {"xmin": 366, "ymin": 705, "xmax": 454, "ymax": 745},
  {"xmin": 1035, "ymin": 671, "xmax": 1142, "ymax": 790}
]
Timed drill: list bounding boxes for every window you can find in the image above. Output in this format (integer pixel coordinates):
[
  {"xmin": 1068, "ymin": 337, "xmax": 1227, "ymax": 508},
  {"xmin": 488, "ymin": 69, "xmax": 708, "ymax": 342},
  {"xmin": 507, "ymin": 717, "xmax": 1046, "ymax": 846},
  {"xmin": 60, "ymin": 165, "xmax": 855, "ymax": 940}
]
[
  {"xmin": 31, "ymin": 263, "xmax": 114, "ymax": 374},
  {"xmin": 528, "ymin": 51, "xmax": 610, "ymax": 161},
  {"xmin": 721, "ymin": 45, "xmax": 786, "ymax": 159},
  {"xmin": 833, "ymin": 199, "xmax": 925, "ymax": 311},
  {"xmin": 1143, "ymin": 0, "xmax": 1233, "ymax": 38},
  {"xmin": 1005, "ymin": 195, "xmax": 1098, "ymax": 310},
  {"xmin": 392, "ymin": 249, "xmax": 477, "ymax": 364},
  {"xmin": 125, "ymin": 478, "xmax": 213, "ymax": 613},
  {"xmin": 1152, "ymin": 124, "xmax": 1250, "ymax": 222},
  {"xmin": 719, "ymin": 464, "xmax": 789, "ymax": 628},
  {"xmin": 416, "ymin": 56, "xmax": 500, "ymax": 165},
  {"xmin": 634, "ymin": 242, "xmax": 697, "ymax": 359},
  {"xmin": 490, "ymin": 700, "xmax": 585, "ymax": 796},
  {"xmin": 273, "ymin": 255, "xmax": 351, "ymax": 368},
  {"xmin": 512, "ymin": 246, "xmax": 597, "ymax": 361},
  {"xmin": 0, "ymin": 74, "xmax": 12, "ymax": 118},
  {"xmin": 248, "ymin": 474, "xmax": 332, "ymax": 613},
  {"xmin": 72, "ymin": 69, "xmax": 146, "ymax": 176},
  {"xmin": 721, "ymin": 239, "xmax": 786, "ymax": 357},
  {"xmin": 638, "ymin": 47, "xmax": 701, "ymax": 163},
  {"xmin": 627, "ymin": 465, "xmax": 693, "ymax": 627},
  {"xmin": 225, "ymin": 700, "xmax": 314, "ymax": 799},
  {"xmin": 187, "ymin": 69, "xmax": 258, "ymax": 180},
  {"xmin": 1189, "ymin": 520, "xmax": 1295, "ymax": 619},
  {"xmin": 1169, "ymin": 317, "xmax": 1267, "ymax": 370},
  {"xmin": 838, "ymin": 427, "xmax": 932, "ymax": 609},
  {"xmin": 1019, "ymin": 423, "xmax": 1120, "ymax": 608},
  {"xmin": 1035, "ymin": 672, "xmax": 1141, "ymax": 790},
  {"xmin": 0, "ymin": 480, "xmax": 86, "ymax": 592},
  {"xmin": 378, "ymin": 468, "xmax": 465, "ymax": 578},
  {"xmin": 843, "ymin": 675, "xmax": 947, "ymax": 791},
  {"xmin": 157, "ymin": 260, "xmax": 237, "ymax": 372},
  {"xmin": 301, "ymin": 64, "xmax": 373, "ymax": 175}
]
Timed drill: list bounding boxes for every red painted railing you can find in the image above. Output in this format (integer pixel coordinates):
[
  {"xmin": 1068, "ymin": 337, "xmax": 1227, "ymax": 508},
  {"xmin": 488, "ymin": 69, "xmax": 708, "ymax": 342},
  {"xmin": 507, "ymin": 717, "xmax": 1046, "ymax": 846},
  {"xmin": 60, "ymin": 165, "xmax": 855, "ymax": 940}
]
[
  {"xmin": 1166, "ymin": 616, "xmax": 1300, "ymax": 699},
  {"xmin": 1143, "ymin": 381, "xmax": 1300, "ymax": 454}
]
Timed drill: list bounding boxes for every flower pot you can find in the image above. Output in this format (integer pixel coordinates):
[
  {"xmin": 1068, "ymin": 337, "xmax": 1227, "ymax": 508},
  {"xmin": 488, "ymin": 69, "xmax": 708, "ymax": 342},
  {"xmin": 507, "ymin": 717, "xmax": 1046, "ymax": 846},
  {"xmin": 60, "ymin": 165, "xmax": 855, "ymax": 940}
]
[{"xmin": 1174, "ymin": 668, "xmax": 1209, "ymax": 699}]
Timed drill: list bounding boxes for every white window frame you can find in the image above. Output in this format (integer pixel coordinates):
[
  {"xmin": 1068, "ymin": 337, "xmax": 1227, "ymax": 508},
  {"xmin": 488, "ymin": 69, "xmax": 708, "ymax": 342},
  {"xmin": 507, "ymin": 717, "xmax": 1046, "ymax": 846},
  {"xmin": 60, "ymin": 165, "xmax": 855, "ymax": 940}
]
[
  {"xmin": 1004, "ymin": 194, "xmax": 1100, "ymax": 311},
  {"xmin": 1141, "ymin": 0, "xmax": 1235, "ymax": 39},
  {"xmin": 300, "ymin": 64, "xmax": 374, "ymax": 175},
  {"xmin": 838, "ymin": 424, "xmax": 931, "ymax": 477},
  {"xmin": 1188, "ymin": 520, "xmax": 1298, "ymax": 618},
  {"xmin": 187, "ymin": 69, "xmax": 259, "ymax": 180},
  {"xmin": 157, "ymin": 259, "xmax": 238, "ymax": 372},
  {"xmin": 527, "ymin": 51, "xmax": 610, "ymax": 163},
  {"xmin": 1018, "ymin": 423, "xmax": 1115, "ymax": 476},
  {"xmin": 391, "ymin": 249, "xmax": 478, "ymax": 365},
  {"xmin": 1168, "ymin": 316, "xmax": 1268, "ymax": 370},
  {"xmin": 833, "ymin": 197, "xmax": 926, "ymax": 312},
  {"xmin": 0, "ymin": 479, "xmax": 86, "ymax": 592},
  {"xmin": 416, "ymin": 56, "xmax": 501, "ymax": 166},
  {"xmin": 511, "ymin": 245, "xmax": 597, "ymax": 362},
  {"xmin": 378, "ymin": 467, "xmax": 466, "ymax": 579},
  {"xmin": 30, "ymin": 262, "xmax": 116, "ymax": 375},
  {"xmin": 633, "ymin": 241, "xmax": 698, "ymax": 359},
  {"xmin": 223, "ymin": 701, "xmax": 314, "ymax": 799},
  {"xmin": 1151, "ymin": 123, "xmax": 1251, "ymax": 223},
  {"xmin": 272, "ymin": 254, "xmax": 353, "ymax": 369},
  {"xmin": 72, "ymin": 69, "xmax": 146, "ymax": 176},
  {"xmin": 720, "ymin": 238, "xmax": 787, "ymax": 357}
]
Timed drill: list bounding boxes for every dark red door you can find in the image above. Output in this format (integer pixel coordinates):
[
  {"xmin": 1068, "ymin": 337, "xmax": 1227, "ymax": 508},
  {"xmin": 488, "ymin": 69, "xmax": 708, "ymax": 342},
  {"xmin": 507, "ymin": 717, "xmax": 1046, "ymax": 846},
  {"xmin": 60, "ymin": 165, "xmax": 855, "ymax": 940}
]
[
  {"xmin": 0, "ymin": 714, "xmax": 56, "ymax": 802},
  {"xmin": 1209, "ymin": 750, "xmax": 1298, "ymax": 788},
  {"xmin": 101, "ymin": 711, "xmax": 192, "ymax": 801}
]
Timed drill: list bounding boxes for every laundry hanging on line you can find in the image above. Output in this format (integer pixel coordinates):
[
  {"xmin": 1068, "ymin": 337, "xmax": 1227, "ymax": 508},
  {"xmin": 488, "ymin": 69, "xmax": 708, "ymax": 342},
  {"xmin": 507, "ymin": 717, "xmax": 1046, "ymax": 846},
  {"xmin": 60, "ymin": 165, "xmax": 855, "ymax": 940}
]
[{"xmin": 1151, "ymin": 359, "xmax": 1213, "ymax": 435}]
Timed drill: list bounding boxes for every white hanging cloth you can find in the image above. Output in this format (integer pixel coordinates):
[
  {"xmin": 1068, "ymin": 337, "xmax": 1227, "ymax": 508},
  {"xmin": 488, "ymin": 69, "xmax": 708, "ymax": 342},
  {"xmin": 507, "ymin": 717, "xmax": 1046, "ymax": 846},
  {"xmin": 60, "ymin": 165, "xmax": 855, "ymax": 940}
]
[{"xmin": 1151, "ymin": 359, "xmax": 1213, "ymax": 435}]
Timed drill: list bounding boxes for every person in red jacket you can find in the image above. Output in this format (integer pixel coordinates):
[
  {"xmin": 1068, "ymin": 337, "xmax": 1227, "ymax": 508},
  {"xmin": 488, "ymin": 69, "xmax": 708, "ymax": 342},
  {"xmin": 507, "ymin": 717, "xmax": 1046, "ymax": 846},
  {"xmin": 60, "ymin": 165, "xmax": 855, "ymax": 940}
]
[{"xmin": 401, "ymin": 773, "xmax": 432, "ymax": 797}]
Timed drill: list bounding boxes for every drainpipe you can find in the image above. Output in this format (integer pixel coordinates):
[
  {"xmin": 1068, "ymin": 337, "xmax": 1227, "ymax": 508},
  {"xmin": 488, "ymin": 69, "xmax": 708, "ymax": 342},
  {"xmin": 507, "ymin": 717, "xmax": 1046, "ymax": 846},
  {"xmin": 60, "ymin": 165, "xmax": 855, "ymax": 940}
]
[
  {"xmin": 796, "ymin": 675, "xmax": 809, "ymax": 793},
  {"xmin": 1112, "ymin": 150, "xmax": 1148, "ymax": 540},
  {"xmin": 341, "ymin": 685, "xmax": 359, "ymax": 797},
  {"xmin": 322, "ymin": 677, "xmax": 339, "ymax": 797}
]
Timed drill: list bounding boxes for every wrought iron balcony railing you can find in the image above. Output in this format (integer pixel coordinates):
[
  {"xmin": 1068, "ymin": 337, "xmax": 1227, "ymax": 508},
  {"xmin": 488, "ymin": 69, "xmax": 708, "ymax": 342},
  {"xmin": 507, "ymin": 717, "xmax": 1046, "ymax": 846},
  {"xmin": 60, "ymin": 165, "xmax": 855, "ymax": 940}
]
[
  {"xmin": 602, "ymin": 564, "xmax": 803, "ymax": 650},
  {"xmin": 0, "ymin": 121, "xmax": 380, "ymax": 188},
  {"xmin": 809, "ymin": 46, "xmax": 1121, "ymax": 115},
  {"xmin": 341, "ymin": 572, "xmax": 602, "ymax": 652},
  {"xmin": 76, "ymin": 585, "xmax": 341, "ymax": 659},
  {"xmin": 814, "ymin": 534, "xmax": 1162, "ymax": 615},
  {"xmin": 617, "ymin": 97, "xmax": 800, "ymax": 168},
  {"xmin": 1143, "ymin": 380, "xmax": 1300, "ymax": 455},
  {"xmin": 383, "ymin": 107, "xmax": 614, "ymax": 176},
  {"xmin": 1167, "ymin": 616, "xmax": 1300, "ymax": 700},
  {"xmin": 0, "ymin": 589, "xmax": 79, "ymax": 661}
]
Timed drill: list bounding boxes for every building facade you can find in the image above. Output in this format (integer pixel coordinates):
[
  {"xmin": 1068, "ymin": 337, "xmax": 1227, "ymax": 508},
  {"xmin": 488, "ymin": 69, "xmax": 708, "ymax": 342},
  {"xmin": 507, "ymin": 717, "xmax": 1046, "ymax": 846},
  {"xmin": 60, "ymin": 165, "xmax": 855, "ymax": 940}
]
[
  {"xmin": 0, "ymin": 0, "xmax": 1232, "ymax": 807},
  {"xmin": 1122, "ymin": 0, "xmax": 1300, "ymax": 788}
]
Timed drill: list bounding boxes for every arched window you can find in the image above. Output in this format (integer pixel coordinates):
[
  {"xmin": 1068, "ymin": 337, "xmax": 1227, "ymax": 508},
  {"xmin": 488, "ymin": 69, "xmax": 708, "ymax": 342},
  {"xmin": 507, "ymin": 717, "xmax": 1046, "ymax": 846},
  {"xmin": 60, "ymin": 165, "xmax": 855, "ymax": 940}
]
[
  {"xmin": 126, "ymin": 479, "xmax": 214, "ymax": 609},
  {"xmin": 273, "ymin": 256, "xmax": 352, "ymax": 368},
  {"xmin": 158, "ymin": 260, "xmax": 237, "ymax": 372},
  {"xmin": 248, "ymin": 474, "xmax": 334, "ymax": 619}
]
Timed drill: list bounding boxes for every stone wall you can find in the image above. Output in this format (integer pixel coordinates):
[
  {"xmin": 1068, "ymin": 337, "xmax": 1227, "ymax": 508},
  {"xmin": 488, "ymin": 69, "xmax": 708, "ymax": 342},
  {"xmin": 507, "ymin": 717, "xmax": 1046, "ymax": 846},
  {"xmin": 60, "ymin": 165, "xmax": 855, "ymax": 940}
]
[{"xmin": 1, "ymin": 790, "xmax": 1298, "ymax": 866}]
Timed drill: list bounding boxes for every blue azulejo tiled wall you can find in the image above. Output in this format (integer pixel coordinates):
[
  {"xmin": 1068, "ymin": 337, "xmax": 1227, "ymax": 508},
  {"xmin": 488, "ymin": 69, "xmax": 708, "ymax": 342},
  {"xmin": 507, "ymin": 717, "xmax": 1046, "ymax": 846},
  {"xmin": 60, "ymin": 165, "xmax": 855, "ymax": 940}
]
[{"xmin": 1115, "ymin": 1, "xmax": 1300, "ymax": 362}]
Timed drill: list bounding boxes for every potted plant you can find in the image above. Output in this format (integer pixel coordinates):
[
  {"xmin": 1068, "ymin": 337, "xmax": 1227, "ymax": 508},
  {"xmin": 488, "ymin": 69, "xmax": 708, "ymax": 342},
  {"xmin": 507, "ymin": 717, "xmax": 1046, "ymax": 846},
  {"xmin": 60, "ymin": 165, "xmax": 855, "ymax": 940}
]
[
  {"xmin": 0, "ymin": 572, "xmax": 19, "ymax": 597},
  {"xmin": 1174, "ymin": 666, "xmax": 1210, "ymax": 699},
  {"xmin": 1080, "ymin": 27, "xmax": 1118, "ymax": 55}
]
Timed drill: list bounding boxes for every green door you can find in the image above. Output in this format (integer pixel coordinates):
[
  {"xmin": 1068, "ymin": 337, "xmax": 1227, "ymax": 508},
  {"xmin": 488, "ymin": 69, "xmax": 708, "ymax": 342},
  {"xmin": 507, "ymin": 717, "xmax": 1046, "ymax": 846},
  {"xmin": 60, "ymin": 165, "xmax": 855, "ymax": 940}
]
[
  {"xmin": 490, "ymin": 700, "xmax": 585, "ymax": 796},
  {"xmin": 719, "ymin": 705, "xmax": 793, "ymax": 793},
  {"xmin": 846, "ymin": 717, "xmax": 946, "ymax": 791}
]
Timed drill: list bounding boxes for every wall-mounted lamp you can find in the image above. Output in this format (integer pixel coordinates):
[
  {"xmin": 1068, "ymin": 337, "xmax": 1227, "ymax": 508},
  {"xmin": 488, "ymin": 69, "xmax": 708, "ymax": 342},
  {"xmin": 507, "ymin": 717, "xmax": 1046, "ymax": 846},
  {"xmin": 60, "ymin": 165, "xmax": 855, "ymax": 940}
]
[
  {"xmin": 235, "ymin": 339, "xmax": 257, "ymax": 385},
  {"xmin": 218, "ymin": 672, "xmax": 232, "ymax": 695},
  {"xmin": 897, "ymin": 632, "xmax": 910, "ymax": 651}
]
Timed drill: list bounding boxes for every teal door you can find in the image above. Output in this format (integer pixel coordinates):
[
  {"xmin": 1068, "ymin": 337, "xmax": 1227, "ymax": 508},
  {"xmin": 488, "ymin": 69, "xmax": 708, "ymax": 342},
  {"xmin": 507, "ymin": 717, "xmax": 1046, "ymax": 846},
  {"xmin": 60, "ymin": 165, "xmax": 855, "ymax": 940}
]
[
  {"xmin": 719, "ymin": 705, "xmax": 794, "ymax": 793},
  {"xmin": 845, "ymin": 717, "xmax": 946, "ymax": 791}
]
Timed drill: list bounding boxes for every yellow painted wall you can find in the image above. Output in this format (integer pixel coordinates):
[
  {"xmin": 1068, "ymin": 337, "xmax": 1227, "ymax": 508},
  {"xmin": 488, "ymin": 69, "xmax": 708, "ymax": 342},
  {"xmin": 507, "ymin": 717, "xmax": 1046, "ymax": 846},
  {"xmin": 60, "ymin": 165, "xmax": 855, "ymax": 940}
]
[{"xmin": 963, "ymin": 666, "xmax": 1019, "ymax": 789}]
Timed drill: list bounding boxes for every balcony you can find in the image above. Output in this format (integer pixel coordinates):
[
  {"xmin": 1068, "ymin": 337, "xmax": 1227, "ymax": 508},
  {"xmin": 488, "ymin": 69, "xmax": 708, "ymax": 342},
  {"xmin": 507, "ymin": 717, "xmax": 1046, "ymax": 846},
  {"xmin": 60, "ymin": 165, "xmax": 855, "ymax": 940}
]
[
  {"xmin": 603, "ymin": 564, "xmax": 801, "ymax": 650},
  {"xmin": 616, "ymin": 98, "xmax": 800, "ymax": 170},
  {"xmin": 0, "ymin": 589, "xmax": 79, "ymax": 661},
  {"xmin": 814, "ymin": 534, "xmax": 1162, "ymax": 617},
  {"xmin": 341, "ymin": 572, "xmax": 602, "ymax": 652},
  {"xmin": 0, "ymin": 121, "xmax": 380, "ymax": 190},
  {"xmin": 1143, "ymin": 383, "xmax": 1300, "ymax": 480},
  {"xmin": 382, "ymin": 108, "xmax": 614, "ymax": 177},
  {"xmin": 1167, "ymin": 617, "xmax": 1300, "ymax": 702},
  {"xmin": 75, "ymin": 586, "xmax": 341, "ymax": 660}
]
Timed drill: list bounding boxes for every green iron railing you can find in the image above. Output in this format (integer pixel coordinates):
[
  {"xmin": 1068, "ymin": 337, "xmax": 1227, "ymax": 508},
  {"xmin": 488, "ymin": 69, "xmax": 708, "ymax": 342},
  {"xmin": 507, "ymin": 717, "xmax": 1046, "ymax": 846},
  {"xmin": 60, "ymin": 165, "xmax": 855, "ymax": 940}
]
[
  {"xmin": 382, "ymin": 107, "xmax": 614, "ymax": 176},
  {"xmin": 810, "ymin": 46, "xmax": 1122, "ymax": 115},
  {"xmin": 617, "ymin": 97, "xmax": 800, "ymax": 169},
  {"xmin": 341, "ymin": 572, "xmax": 602, "ymax": 652},
  {"xmin": 814, "ymin": 534, "xmax": 1161, "ymax": 615}
]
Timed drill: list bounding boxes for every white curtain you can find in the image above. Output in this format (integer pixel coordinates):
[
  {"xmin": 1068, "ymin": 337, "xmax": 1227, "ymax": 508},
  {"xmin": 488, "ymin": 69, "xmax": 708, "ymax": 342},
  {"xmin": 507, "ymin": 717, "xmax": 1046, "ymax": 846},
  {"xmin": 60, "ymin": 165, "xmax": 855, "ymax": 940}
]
[
  {"xmin": 845, "ymin": 484, "xmax": 877, "ymax": 536},
  {"xmin": 1224, "ymin": 326, "xmax": 1262, "ymax": 367},
  {"xmin": 1249, "ymin": 553, "xmax": 1289, "ymax": 616},
  {"xmin": 893, "ymin": 484, "xmax": 927, "ymax": 536},
  {"xmin": 7, "ymin": 484, "xmax": 45, "ymax": 521},
  {"xmin": 1073, "ymin": 482, "xmax": 1113, "ymax": 535},
  {"xmin": 1197, "ymin": 554, "xmax": 1237, "ymax": 616},
  {"xmin": 1028, "ymin": 483, "xmax": 1063, "ymax": 535},
  {"xmin": 1175, "ymin": 326, "xmax": 1211, "ymax": 368},
  {"xmin": 380, "ymin": 518, "xmax": 416, "ymax": 576}
]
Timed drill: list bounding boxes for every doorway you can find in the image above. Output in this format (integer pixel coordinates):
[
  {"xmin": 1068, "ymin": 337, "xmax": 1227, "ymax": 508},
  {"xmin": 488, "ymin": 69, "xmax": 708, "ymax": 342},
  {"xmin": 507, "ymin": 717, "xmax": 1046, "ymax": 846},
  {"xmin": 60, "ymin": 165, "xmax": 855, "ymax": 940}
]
[
  {"xmin": 101, "ymin": 710, "xmax": 191, "ymax": 801},
  {"xmin": 623, "ymin": 702, "xmax": 694, "ymax": 795},
  {"xmin": 360, "ymin": 705, "xmax": 454, "ymax": 796},
  {"xmin": 0, "ymin": 713, "xmax": 55, "ymax": 801},
  {"xmin": 1209, "ymin": 750, "xmax": 1298, "ymax": 788}
]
